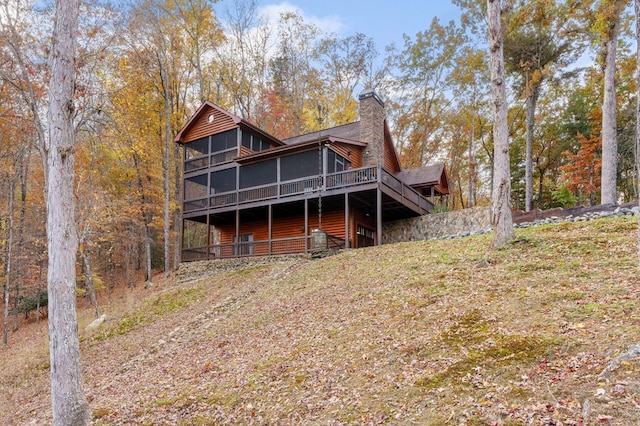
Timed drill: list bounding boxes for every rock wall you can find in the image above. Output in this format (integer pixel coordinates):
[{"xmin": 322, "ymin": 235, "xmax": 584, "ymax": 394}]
[{"xmin": 382, "ymin": 206, "xmax": 492, "ymax": 244}]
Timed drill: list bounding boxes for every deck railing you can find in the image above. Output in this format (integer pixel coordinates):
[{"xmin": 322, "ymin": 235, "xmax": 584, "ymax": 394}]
[
  {"xmin": 183, "ymin": 165, "xmax": 431, "ymax": 213},
  {"xmin": 181, "ymin": 234, "xmax": 353, "ymax": 261}
]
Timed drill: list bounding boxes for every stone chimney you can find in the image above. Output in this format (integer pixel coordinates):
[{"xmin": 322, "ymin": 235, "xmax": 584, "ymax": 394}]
[{"xmin": 358, "ymin": 90, "xmax": 385, "ymax": 166}]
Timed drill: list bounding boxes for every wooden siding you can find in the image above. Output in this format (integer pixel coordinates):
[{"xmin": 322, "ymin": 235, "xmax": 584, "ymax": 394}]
[
  {"xmin": 183, "ymin": 106, "xmax": 237, "ymax": 143},
  {"xmin": 239, "ymin": 145, "xmax": 252, "ymax": 156},
  {"xmin": 331, "ymin": 142, "xmax": 362, "ymax": 169},
  {"xmin": 384, "ymin": 136, "xmax": 400, "ymax": 174},
  {"xmin": 218, "ymin": 209, "xmax": 349, "ymax": 244}
]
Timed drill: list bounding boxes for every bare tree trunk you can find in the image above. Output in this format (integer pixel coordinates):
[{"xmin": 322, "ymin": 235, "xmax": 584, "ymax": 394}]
[
  {"xmin": 635, "ymin": 0, "xmax": 640, "ymax": 269},
  {"xmin": 602, "ymin": 3, "xmax": 621, "ymax": 205},
  {"xmin": 13, "ymin": 146, "xmax": 30, "ymax": 332},
  {"xmin": 524, "ymin": 84, "xmax": 540, "ymax": 212},
  {"xmin": 3, "ymin": 176, "xmax": 16, "ymax": 346},
  {"xmin": 488, "ymin": 0, "xmax": 514, "ymax": 248},
  {"xmin": 82, "ymin": 245, "xmax": 99, "ymax": 319},
  {"xmin": 46, "ymin": 0, "xmax": 90, "ymax": 423},
  {"xmin": 162, "ymin": 69, "xmax": 171, "ymax": 279}
]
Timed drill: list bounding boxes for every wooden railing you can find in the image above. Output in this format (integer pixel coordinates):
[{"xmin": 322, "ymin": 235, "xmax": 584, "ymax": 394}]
[
  {"xmin": 181, "ymin": 234, "xmax": 352, "ymax": 261},
  {"xmin": 183, "ymin": 165, "xmax": 432, "ymax": 213}
]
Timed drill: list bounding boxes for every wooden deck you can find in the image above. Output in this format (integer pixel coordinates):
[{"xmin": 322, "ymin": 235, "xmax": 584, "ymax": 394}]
[{"xmin": 183, "ymin": 165, "xmax": 433, "ymax": 217}]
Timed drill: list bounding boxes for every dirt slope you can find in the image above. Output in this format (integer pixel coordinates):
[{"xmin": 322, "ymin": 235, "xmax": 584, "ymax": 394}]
[{"xmin": 1, "ymin": 216, "xmax": 639, "ymax": 425}]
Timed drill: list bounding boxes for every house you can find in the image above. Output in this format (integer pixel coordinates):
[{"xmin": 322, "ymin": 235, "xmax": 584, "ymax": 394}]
[{"xmin": 175, "ymin": 90, "xmax": 449, "ymax": 261}]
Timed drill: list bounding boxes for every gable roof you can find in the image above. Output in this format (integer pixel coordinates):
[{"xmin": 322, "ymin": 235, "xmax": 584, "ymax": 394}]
[
  {"xmin": 395, "ymin": 164, "xmax": 450, "ymax": 196},
  {"xmin": 174, "ymin": 101, "xmax": 283, "ymax": 146}
]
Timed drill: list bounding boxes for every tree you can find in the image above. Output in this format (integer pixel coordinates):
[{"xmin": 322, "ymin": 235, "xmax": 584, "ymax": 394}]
[
  {"xmin": 503, "ymin": 0, "xmax": 586, "ymax": 211},
  {"xmin": 46, "ymin": 0, "xmax": 91, "ymax": 423},
  {"xmin": 599, "ymin": 0, "xmax": 627, "ymax": 205},
  {"xmin": 634, "ymin": 0, "xmax": 640, "ymax": 266},
  {"xmin": 488, "ymin": 0, "xmax": 515, "ymax": 248}
]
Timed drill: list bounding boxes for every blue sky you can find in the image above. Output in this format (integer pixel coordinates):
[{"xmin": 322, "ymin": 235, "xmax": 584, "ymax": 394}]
[{"xmin": 215, "ymin": 0, "xmax": 463, "ymax": 52}]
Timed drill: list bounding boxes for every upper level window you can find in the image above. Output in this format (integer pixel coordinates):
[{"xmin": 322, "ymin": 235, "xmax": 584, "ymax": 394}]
[
  {"xmin": 211, "ymin": 129, "xmax": 237, "ymax": 153},
  {"xmin": 210, "ymin": 167, "xmax": 236, "ymax": 194},
  {"xmin": 241, "ymin": 131, "xmax": 269, "ymax": 152},
  {"xmin": 239, "ymin": 159, "xmax": 277, "ymax": 189},
  {"xmin": 185, "ymin": 137, "xmax": 208, "ymax": 160}
]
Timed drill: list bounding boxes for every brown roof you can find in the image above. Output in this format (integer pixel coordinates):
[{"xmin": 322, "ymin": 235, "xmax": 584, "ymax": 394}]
[
  {"xmin": 236, "ymin": 136, "xmax": 366, "ymax": 165},
  {"xmin": 395, "ymin": 164, "xmax": 450, "ymax": 196},
  {"xmin": 282, "ymin": 122, "xmax": 360, "ymax": 145}
]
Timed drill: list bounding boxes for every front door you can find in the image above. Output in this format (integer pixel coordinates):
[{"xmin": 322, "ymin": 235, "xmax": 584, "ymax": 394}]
[{"xmin": 356, "ymin": 225, "xmax": 375, "ymax": 248}]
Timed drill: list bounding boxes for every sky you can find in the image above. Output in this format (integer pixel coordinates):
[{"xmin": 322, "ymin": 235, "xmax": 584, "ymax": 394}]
[{"xmin": 215, "ymin": 0, "xmax": 464, "ymax": 53}]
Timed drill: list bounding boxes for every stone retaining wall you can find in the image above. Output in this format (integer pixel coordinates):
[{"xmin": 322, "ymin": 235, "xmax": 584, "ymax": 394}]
[{"xmin": 382, "ymin": 206, "xmax": 491, "ymax": 244}]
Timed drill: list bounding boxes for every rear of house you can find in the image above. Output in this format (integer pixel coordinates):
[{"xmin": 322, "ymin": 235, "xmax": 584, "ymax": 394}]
[{"xmin": 175, "ymin": 91, "xmax": 449, "ymax": 261}]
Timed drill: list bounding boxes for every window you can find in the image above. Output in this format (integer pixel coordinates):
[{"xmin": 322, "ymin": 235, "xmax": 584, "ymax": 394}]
[
  {"xmin": 211, "ymin": 129, "xmax": 237, "ymax": 153},
  {"xmin": 327, "ymin": 150, "xmax": 351, "ymax": 173},
  {"xmin": 242, "ymin": 131, "xmax": 269, "ymax": 152},
  {"xmin": 281, "ymin": 150, "xmax": 320, "ymax": 181},
  {"xmin": 233, "ymin": 233, "xmax": 253, "ymax": 256},
  {"xmin": 239, "ymin": 159, "xmax": 277, "ymax": 189},
  {"xmin": 210, "ymin": 167, "xmax": 236, "ymax": 194},
  {"xmin": 185, "ymin": 137, "xmax": 209, "ymax": 159},
  {"xmin": 184, "ymin": 174, "xmax": 208, "ymax": 200}
]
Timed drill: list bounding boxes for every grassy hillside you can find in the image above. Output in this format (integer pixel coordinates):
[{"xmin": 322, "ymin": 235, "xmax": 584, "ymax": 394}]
[{"xmin": 2, "ymin": 216, "xmax": 639, "ymax": 425}]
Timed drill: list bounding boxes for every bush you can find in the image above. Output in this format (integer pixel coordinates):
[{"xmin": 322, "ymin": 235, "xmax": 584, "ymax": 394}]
[{"xmin": 16, "ymin": 290, "xmax": 48, "ymax": 317}]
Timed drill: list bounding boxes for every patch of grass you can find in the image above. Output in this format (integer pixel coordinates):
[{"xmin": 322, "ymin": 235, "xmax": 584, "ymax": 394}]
[{"xmin": 91, "ymin": 287, "xmax": 202, "ymax": 341}]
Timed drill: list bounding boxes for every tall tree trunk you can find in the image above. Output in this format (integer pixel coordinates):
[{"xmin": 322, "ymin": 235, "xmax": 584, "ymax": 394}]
[
  {"xmin": 46, "ymin": 0, "xmax": 90, "ymax": 423},
  {"xmin": 13, "ymin": 146, "xmax": 30, "ymax": 332},
  {"xmin": 487, "ymin": 0, "xmax": 514, "ymax": 248},
  {"xmin": 82, "ymin": 244, "xmax": 99, "ymax": 319},
  {"xmin": 525, "ymin": 83, "xmax": 540, "ymax": 212},
  {"xmin": 601, "ymin": 3, "xmax": 621, "ymax": 205},
  {"xmin": 635, "ymin": 0, "xmax": 640, "ymax": 269},
  {"xmin": 163, "ymin": 77, "xmax": 171, "ymax": 279},
  {"xmin": 3, "ymin": 177, "xmax": 14, "ymax": 346}
]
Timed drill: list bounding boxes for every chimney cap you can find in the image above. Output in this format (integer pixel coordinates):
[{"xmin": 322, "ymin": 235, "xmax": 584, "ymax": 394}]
[{"xmin": 358, "ymin": 89, "xmax": 385, "ymax": 107}]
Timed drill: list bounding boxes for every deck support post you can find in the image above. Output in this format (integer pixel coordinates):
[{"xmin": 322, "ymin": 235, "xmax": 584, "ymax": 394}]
[
  {"xmin": 206, "ymin": 214, "xmax": 210, "ymax": 260},
  {"xmin": 235, "ymin": 209, "xmax": 240, "ymax": 256},
  {"xmin": 345, "ymin": 193, "xmax": 350, "ymax": 248},
  {"xmin": 304, "ymin": 198, "xmax": 309, "ymax": 252},
  {"xmin": 377, "ymin": 186, "xmax": 382, "ymax": 246},
  {"xmin": 268, "ymin": 204, "xmax": 272, "ymax": 255}
]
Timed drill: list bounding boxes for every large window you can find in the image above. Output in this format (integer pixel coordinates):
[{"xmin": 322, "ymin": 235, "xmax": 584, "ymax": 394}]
[
  {"xmin": 211, "ymin": 129, "xmax": 237, "ymax": 153},
  {"xmin": 327, "ymin": 150, "xmax": 351, "ymax": 173},
  {"xmin": 239, "ymin": 159, "xmax": 277, "ymax": 189},
  {"xmin": 241, "ymin": 131, "xmax": 269, "ymax": 152},
  {"xmin": 184, "ymin": 174, "xmax": 207, "ymax": 199},
  {"xmin": 185, "ymin": 137, "xmax": 208, "ymax": 159},
  {"xmin": 210, "ymin": 167, "xmax": 236, "ymax": 194},
  {"xmin": 281, "ymin": 150, "xmax": 320, "ymax": 181}
]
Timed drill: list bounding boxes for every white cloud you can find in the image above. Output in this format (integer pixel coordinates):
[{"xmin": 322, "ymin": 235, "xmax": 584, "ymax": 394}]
[{"xmin": 257, "ymin": 1, "xmax": 345, "ymax": 36}]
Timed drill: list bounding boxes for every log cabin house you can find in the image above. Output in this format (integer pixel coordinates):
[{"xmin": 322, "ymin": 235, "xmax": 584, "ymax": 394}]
[{"xmin": 175, "ymin": 90, "xmax": 449, "ymax": 261}]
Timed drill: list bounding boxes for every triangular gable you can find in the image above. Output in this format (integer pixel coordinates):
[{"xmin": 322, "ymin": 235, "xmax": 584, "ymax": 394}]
[
  {"xmin": 175, "ymin": 102, "xmax": 284, "ymax": 147},
  {"xmin": 174, "ymin": 101, "xmax": 241, "ymax": 144}
]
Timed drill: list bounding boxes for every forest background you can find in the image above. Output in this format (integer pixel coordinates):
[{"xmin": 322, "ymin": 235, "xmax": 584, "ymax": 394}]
[{"xmin": 0, "ymin": 0, "xmax": 636, "ymax": 340}]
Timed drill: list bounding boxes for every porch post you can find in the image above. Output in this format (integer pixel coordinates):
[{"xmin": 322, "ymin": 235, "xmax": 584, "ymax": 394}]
[
  {"xmin": 377, "ymin": 187, "xmax": 382, "ymax": 246},
  {"xmin": 235, "ymin": 209, "xmax": 240, "ymax": 257},
  {"xmin": 268, "ymin": 204, "xmax": 272, "ymax": 255},
  {"xmin": 304, "ymin": 198, "xmax": 309, "ymax": 252},
  {"xmin": 344, "ymin": 193, "xmax": 350, "ymax": 248},
  {"xmin": 206, "ymin": 214, "xmax": 210, "ymax": 260}
]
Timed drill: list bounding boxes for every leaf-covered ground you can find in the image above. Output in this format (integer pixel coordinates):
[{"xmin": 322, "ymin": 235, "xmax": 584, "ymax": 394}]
[{"xmin": 2, "ymin": 216, "xmax": 640, "ymax": 425}]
